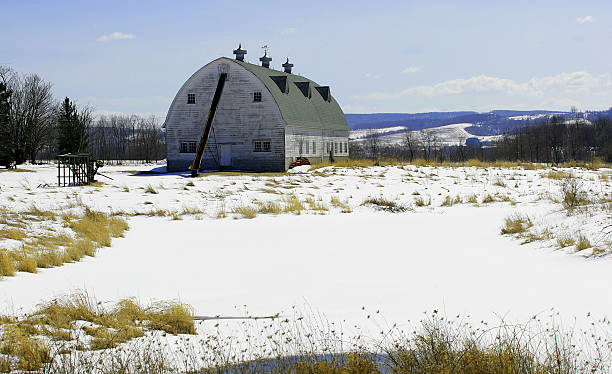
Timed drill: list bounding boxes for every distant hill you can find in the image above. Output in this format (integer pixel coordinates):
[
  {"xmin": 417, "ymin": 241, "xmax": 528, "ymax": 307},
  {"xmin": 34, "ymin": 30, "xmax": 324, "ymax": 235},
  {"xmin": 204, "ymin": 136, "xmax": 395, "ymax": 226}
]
[{"xmin": 345, "ymin": 110, "xmax": 571, "ymax": 136}]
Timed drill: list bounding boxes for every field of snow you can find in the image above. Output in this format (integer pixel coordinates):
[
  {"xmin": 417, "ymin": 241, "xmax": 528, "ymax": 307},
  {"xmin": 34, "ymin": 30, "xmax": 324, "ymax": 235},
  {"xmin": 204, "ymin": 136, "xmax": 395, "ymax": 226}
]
[
  {"xmin": 351, "ymin": 123, "xmax": 502, "ymax": 146},
  {"xmin": 349, "ymin": 126, "xmax": 408, "ymax": 140},
  {"xmin": 0, "ymin": 162, "xmax": 611, "ymax": 368}
]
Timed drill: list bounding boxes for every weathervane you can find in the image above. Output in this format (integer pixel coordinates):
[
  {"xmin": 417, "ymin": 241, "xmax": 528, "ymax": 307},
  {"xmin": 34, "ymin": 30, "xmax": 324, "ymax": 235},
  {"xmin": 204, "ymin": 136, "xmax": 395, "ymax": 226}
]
[{"xmin": 261, "ymin": 45, "xmax": 269, "ymax": 54}]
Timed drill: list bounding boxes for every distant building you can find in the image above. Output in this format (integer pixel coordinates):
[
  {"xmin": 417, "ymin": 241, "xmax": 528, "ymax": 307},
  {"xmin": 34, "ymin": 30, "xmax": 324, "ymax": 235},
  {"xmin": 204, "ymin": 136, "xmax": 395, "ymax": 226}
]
[{"xmin": 164, "ymin": 45, "xmax": 350, "ymax": 172}]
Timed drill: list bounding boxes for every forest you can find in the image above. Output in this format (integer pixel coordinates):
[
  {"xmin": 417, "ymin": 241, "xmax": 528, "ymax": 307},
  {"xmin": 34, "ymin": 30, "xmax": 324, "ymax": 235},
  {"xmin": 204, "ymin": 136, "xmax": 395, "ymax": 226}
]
[{"xmin": 0, "ymin": 66, "xmax": 165, "ymax": 167}]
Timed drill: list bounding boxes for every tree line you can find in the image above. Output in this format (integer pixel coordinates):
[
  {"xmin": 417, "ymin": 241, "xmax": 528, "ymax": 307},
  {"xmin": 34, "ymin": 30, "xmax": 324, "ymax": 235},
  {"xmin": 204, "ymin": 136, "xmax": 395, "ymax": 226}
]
[
  {"xmin": 350, "ymin": 114, "xmax": 612, "ymax": 164},
  {"xmin": 0, "ymin": 66, "xmax": 165, "ymax": 167}
]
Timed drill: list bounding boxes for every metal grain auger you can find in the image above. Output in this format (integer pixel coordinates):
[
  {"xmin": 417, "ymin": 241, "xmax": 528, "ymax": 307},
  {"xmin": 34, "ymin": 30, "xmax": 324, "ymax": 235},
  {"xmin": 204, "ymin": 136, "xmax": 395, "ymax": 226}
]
[{"xmin": 189, "ymin": 72, "xmax": 228, "ymax": 177}]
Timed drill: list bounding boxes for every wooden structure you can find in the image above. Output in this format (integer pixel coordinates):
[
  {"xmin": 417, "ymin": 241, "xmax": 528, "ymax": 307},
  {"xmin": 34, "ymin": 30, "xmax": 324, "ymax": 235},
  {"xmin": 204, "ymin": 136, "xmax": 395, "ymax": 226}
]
[
  {"xmin": 164, "ymin": 45, "xmax": 350, "ymax": 172},
  {"xmin": 57, "ymin": 154, "xmax": 101, "ymax": 187}
]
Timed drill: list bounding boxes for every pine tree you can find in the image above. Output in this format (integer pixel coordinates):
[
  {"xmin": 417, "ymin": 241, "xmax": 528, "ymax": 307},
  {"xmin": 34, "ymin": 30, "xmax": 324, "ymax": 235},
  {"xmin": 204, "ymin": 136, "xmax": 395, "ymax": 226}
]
[
  {"xmin": 0, "ymin": 82, "xmax": 12, "ymax": 165},
  {"xmin": 57, "ymin": 97, "xmax": 88, "ymax": 154}
]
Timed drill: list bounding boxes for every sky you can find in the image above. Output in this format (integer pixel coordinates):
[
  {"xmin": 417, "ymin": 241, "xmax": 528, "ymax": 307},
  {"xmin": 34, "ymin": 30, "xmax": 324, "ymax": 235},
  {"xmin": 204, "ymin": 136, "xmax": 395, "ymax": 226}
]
[{"xmin": 2, "ymin": 0, "xmax": 612, "ymax": 117}]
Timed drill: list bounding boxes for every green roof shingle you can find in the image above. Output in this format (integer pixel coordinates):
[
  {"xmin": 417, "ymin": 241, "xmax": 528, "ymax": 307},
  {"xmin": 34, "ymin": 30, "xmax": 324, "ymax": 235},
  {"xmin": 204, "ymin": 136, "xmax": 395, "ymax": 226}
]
[{"xmin": 234, "ymin": 60, "xmax": 349, "ymax": 132}]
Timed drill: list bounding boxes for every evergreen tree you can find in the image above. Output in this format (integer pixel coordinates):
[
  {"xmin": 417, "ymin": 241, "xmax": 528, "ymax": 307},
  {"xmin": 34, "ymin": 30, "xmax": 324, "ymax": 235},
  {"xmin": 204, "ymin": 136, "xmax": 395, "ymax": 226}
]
[
  {"xmin": 57, "ymin": 97, "xmax": 88, "ymax": 154},
  {"xmin": 0, "ymin": 82, "xmax": 12, "ymax": 165}
]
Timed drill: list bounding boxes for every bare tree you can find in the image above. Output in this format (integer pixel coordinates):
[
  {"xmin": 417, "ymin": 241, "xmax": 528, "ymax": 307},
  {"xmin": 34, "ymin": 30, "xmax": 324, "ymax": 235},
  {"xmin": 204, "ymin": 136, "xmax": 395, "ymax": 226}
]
[
  {"xmin": 1, "ymin": 69, "xmax": 54, "ymax": 164},
  {"xmin": 366, "ymin": 128, "xmax": 380, "ymax": 161},
  {"xmin": 402, "ymin": 129, "xmax": 419, "ymax": 161}
]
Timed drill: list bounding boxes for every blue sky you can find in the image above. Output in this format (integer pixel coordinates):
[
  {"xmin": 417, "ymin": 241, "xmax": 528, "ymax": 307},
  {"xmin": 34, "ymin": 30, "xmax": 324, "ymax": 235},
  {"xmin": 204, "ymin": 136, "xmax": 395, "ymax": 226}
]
[{"xmin": 3, "ymin": 0, "xmax": 611, "ymax": 116}]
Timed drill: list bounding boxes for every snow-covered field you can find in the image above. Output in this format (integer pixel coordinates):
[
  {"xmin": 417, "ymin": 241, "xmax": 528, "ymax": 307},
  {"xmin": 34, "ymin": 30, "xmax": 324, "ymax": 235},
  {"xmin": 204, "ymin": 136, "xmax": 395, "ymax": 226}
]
[
  {"xmin": 351, "ymin": 123, "xmax": 503, "ymax": 146},
  {"xmin": 0, "ymin": 162, "xmax": 611, "ymax": 368}
]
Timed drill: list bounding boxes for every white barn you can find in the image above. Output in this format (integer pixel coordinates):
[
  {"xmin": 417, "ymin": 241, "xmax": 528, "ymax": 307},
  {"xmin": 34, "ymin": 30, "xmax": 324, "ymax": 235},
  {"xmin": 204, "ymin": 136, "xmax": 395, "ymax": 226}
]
[{"xmin": 164, "ymin": 45, "xmax": 350, "ymax": 172}]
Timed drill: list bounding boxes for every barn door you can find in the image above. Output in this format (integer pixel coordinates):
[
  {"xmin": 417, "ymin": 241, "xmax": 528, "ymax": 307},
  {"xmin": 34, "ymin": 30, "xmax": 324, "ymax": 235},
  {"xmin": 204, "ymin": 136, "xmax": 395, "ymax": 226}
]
[{"xmin": 219, "ymin": 144, "xmax": 232, "ymax": 167}]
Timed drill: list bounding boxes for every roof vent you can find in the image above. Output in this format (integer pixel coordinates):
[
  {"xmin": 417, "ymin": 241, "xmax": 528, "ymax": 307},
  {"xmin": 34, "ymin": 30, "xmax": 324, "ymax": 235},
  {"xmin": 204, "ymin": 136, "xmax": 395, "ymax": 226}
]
[
  {"xmin": 282, "ymin": 58, "xmax": 294, "ymax": 74},
  {"xmin": 294, "ymin": 82, "xmax": 311, "ymax": 98},
  {"xmin": 315, "ymin": 86, "xmax": 331, "ymax": 102},
  {"xmin": 233, "ymin": 44, "xmax": 247, "ymax": 61},
  {"xmin": 259, "ymin": 52, "xmax": 272, "ymax": 68},
  {"xmin": 270, "ymin": 76, "xmax": 289, "ymax": 94}
]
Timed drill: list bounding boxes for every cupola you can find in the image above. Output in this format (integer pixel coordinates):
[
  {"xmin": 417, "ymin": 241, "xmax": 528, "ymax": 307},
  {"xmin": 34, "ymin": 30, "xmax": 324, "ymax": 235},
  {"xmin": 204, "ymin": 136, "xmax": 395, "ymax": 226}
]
[
  {"xmin": 233, "ymin": 44, "xmax": 247, "ymax": 61},
  {"xmin": 282, "ymin": 58, "xmax": 294, "ymax": 74}
]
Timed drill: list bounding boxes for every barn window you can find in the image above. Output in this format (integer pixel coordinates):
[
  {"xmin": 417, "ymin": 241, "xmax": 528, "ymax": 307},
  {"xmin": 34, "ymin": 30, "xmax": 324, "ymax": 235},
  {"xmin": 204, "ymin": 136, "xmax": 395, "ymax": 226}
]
[
  {"xmin": 253, "ymin": 139, "xmax": 271, "ymax": 152},
  {"xmin": 334, "ymin": 142, "xmax": 338, "ymax": 154},
  {"xmin": 344, "ymin": 142, "xmax": 348, "ymax": 153},
  {"xmin": 253, "ymin": 91, "xmax": 262, "ymax": 102},
  {"xmin": 305, "ymin": 141, "xmax": 310, "ymax": 154},
  {"xmin": 312, "ymin": 141, "xmax": 316, "ymax": 154},
  {"xmin": 187, "ymin": 93, "xmax": 196, "ymax": 104},
  {"xmin": 180, "ymin": 141, "xmax": 197, "ymax": 153}
]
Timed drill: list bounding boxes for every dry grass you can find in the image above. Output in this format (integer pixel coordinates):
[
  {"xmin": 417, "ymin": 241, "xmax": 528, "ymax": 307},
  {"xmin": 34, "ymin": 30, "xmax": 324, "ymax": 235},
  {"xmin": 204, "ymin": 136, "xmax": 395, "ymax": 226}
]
[
  {"xmin": 501, "ymin": 214, "xmax": 533, "ymax": 235},
  {"xmin": 362, "ymin": 197, "xmax": 407, "ymax": 212},
  {"xmin": 0, "ymin": 207, "xmax": 128, "ymax": 278},
  {"xmin": 330, "ymin": 196, "xmax": 352, "ymax": 213},
  {"xmin": 256, "ymin": 201, "xmax": 283, "ymax": 214},
  {"xmin": 576, "ymin": 234, "xmax": 592, "ymax": 251},
  {"xmin": 482, "ymin": 194, "xmax": 497, "ymax": 203},
  {"xmin": 544, "ymin": 170, "xmax": 573, "ymax": 180},
  {"xmin": 0, "ymin": 251, "xmax": 15, "ymax": 277},
  {"xmin": 0, "ymin": 168, "xmax": 34, "ymax": 173},
  {"xmin": 284, "ymin": 195, "xmax": 305, "ymax": 214},
  {"xmin": 441, "ymin": 195, "xmax": 462, "ymax": 207},
  {"xmin": 557, "ymin": 236, "xmax": 576, "ymax": 248},
  {"xmin": 0, "ymin": 228, "xmax": 26, "ymax": 241},
  {"xmin": 305, "ymin": 197, "xmax": 328, "ymax": 212},
  {"xmin": 414, "ymin": 196, "xmax": 431, "ymax": 207},
  {"xmin": 233, "ymin": 205, "xmax": 258, "ymax": 219},
  {"xmin": 144, "ymin": 185, "xmax": 158, "ymax": 194},
  {"xmin": 0, "ymin": 292, "xmax": 195, "ymax": 371}
]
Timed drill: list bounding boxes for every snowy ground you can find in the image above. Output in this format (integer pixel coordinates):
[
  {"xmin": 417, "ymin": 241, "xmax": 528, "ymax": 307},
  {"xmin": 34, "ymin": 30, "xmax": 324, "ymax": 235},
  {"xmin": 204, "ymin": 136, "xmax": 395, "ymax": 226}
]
[{"xmin": 0, "ymin": 162, "xmax": 611, "ymax": 367}]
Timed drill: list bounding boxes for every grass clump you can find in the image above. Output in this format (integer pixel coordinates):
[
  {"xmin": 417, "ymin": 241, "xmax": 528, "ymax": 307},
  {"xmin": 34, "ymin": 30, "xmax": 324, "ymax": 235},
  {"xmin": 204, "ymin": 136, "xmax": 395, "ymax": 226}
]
[
  {"xmin": 0, "ymin": 251, "xmax": 15, "ymax": 277},
  {"xmin": 441, "ymin": 195, "xmax": 462, "ymax": 207},
  {"xmin": 576, "ymin": 234, "xmax": 592, "ymax": 251},
  {"xmin": 305, "ymin": 197, "xmax": 328, "ymax": 212},
  {"xmin": 557, "ymin": 236, "xmax": 575, "ymax": 248},
  {"xmin": 0, "ymin": 228, "xmax": 26, "ymax": 241},
  {"xmin": 284, "ymin": 195, "xmax": 305, "ymax": 214},
  {"xmin": 467, "ymin": 194, "xmax": 478, "ymax": 204},
  {"xmin": 414, "ymin": 196, "xmax": 431, "ymax": 207},
  {"xmin": 501, "ymin": 214, "xmax": 533, "ymax": 235},
  {"xmin": 233, "ymin": 205, "xmax": 258, "ymax": 219},
  {"xmin": 144, "ymin": 185, "xmax": 158, "ymax": 194},
  {"xmin": 16, "ymin": 257, "xmax": 37, "ymax": 273},
  {"xmin": 544, "ymin": 170, "xmax": 572, "ymax": 180},
  {"xmin": 256, "ymin": 201, "xmax": 283, "ymax": 214},
  {"xmin": 561, "ymin": 177, "xmax": 588, "ymax": 213},
  {"xmin": 362, "ymin": 197, "xmax": 407, "ymax": 212},
  {"xmin": 0, "ymin": 325, "xmax": 51, "ymax": 371},
  {"xmin": 482, "ymin": 194, "xmax": 497, "ymax": 203},
  {"xmin": 330, "ymin": 196, "xmax": 352, "ymax": 213}
]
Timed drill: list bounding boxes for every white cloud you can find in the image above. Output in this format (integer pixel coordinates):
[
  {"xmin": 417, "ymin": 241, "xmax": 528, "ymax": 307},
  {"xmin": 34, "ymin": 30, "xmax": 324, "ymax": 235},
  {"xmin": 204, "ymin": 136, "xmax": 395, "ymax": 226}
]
[
  {"xmin": 365, "ymin": 73, "xmax": 383, "ymax": 79},
  {"xmin": 576, "ymin": 16, "xmax": 593, "ymax": 24},
  {"xmin": 96, "ymin": 32, "xmax": 135, "ymax": 42},
  {"xmin": 281, "ymin": 27, "xmax": 297, "ymax": 34},
  {"xmin": 365, "ymin": 72, "xmax": 612, "ymax": 101},
  {"xmin": 402, "ymin": 66, "xmax": 421, "ymax": 74}
]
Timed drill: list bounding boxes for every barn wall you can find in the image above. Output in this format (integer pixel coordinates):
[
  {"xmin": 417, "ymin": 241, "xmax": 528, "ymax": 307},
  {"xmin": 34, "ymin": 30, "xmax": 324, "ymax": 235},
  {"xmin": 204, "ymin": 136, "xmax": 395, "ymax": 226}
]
[
  {"xmin": 284, "ymin": 127, "xmax": 349, "ymax": 168},
  {"xmin": 165, "ymin": 58, "xmax": 286, "ymax": 172}
]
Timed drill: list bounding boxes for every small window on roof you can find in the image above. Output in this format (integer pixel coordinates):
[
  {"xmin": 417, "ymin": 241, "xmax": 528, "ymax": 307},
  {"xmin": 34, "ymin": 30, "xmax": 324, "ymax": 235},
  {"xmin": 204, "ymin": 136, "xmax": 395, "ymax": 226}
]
[
  {"xmin": 187, "ymin": 93, "xmax": 196, "ymax": 104},
  {"xmin": 253, "ymin": 92, "xmax": 262, "ymax": 102}
]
